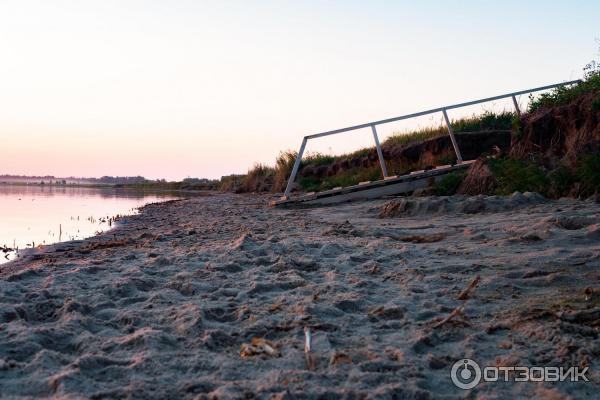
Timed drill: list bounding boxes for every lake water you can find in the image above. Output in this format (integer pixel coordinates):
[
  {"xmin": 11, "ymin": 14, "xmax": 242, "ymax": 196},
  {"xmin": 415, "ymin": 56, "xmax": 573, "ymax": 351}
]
[{"xmin": 0, "ymin": 185, "xmax": 179, "ymax": 264}]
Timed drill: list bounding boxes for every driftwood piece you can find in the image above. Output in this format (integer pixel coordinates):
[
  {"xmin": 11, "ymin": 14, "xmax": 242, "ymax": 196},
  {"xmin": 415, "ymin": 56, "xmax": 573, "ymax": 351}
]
[
  {"xmin": 432, "ymin": 306, "xmax": 464, "ymax": 329},
  {"xmin": 458, "ymin": 275, "xmax": 481, "ymax": 300},
  {"xmin": 433, "ymin": 275, "xmax": 481, "ymax": 329}
]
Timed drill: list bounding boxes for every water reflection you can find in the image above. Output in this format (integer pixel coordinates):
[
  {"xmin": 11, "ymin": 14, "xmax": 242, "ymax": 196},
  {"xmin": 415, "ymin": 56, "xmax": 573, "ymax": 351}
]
[
  {"xmin": 0, "ymin": 185, "xmax": 182, "ymax": 264},
  {"xmin": 0, "ymin": 184, "xmax": 183, "ymax": 199}
]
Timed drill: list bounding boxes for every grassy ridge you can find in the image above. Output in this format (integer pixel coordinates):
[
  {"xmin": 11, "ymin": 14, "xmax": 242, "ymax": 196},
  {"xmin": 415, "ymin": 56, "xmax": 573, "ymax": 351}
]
[
  {"xmin": 232, "ymin": 65, "xmax": 600, "ymax": 195},
  {"xmin": 235, "ymin": 111, "xmax": 514, "ymax": 193}
]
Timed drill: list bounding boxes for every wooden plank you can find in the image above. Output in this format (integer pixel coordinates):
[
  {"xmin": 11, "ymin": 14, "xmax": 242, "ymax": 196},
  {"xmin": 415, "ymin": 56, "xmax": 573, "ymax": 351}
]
[{"xmin": 272, "ymin": 160, "xmax": 474, "ymax": 207}]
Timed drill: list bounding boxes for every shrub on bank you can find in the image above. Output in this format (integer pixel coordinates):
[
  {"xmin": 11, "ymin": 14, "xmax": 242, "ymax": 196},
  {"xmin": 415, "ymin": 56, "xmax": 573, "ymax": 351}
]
[
  {"xmin": 528, "ymin": 66, "xmax": 600, "ymax": 112},
  {"xmin": 460, "ymin": 152, "xmax": 600, "ymax": 199},
  {"xmin": 576, "ymin": 153, "xmax": 600, "ymax": 197},
  {"xmin": 489, "ymin": 158, "xmax": 549, "ymax": 195},
  {"xmin": 547, "ymin": 164, "xmax": 576, "ymax": 197},
  {"xmin": 435, "ymin": 172, "xmax": 466, "ymax": 196}
]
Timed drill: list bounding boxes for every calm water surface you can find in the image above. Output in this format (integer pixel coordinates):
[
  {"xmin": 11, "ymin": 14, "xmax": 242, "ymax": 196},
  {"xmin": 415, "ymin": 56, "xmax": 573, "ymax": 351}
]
[{"xmin": 0, "ymin": 185, "xmax": 179, "ymax": 264}]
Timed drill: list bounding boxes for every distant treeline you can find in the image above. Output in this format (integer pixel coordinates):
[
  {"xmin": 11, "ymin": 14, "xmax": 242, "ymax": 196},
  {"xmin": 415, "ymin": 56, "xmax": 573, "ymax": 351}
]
[
  {"xmin": 0, "ymin": 175, "xmax": 220, "ymax": 184},
  {"xmin": 85, "ymin": 176, "xmax": 149, "ymax": 184},
  {"xmin": 0, "ymin": 174, "xmax": 248, "ymax": 192},
  {"xmin": 0, "ymin": 174, "xmax": 56, "ymax": 180},
  {"xmin": 1, "ymin": 175, "xmax": 150, "ymax": 184}
]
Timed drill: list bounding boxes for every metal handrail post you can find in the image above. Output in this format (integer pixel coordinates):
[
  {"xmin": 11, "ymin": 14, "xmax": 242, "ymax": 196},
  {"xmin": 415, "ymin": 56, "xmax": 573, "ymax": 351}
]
[
  {"xmin": 371, "ymin": 125, "xmax": 388, "ymax": 178},
  {"xmin": 442, "ymin": 109, "xmax": 463, "ymax": 163},
  {"xmin": 511, "ymin": 95, "xmax": 521, "ymax": 117},
  {"xmin": 283, "ymin": 137, "xmax": 307, "ymax": 197}
]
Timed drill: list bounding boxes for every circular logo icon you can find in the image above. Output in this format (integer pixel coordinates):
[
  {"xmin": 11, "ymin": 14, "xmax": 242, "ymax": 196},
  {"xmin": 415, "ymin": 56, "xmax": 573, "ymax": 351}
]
[{"xmin": 451, "ymin": 358, "xmax": 482, "ymax": 389}]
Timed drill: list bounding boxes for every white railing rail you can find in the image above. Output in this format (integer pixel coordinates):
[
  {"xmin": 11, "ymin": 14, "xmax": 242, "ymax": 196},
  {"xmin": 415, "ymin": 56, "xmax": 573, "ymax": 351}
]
[{"xmin": 283, "ymin": 79, "xmax": 582, "ymax": 197}]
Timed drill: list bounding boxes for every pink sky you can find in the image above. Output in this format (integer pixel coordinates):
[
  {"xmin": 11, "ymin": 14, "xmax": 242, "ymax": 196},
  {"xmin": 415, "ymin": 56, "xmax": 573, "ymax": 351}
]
[{"xmin": 1, "ymin": 1, "xmax": 598, "ymax": 180}]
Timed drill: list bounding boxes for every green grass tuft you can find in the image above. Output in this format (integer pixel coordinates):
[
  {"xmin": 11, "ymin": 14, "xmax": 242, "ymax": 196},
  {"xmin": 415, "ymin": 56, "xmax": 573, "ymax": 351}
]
[
  {"xmin": 434, "ymin": 172, "xmax": 466, "ymax": 196},
  {"xmin": 302, "ymin": 152, "xmax": 335, "ymax": 167},
  {"xmin": 381, "ymin": 111, "xmax": 514, "ymax": 149},
  {"xmin": 548, "ymin": 165, "xmax": 576, "ymax": 197},
  {"xmin": 591, "ymin": 96, "xmax": 600, "ymax": 113},
  {"xmin": 489, "ymin": 157, "xmax": 548, "ymax": 195},
  {"xmin": 576, "ymin": 153, "xmax": 600, "ymax": 196}
]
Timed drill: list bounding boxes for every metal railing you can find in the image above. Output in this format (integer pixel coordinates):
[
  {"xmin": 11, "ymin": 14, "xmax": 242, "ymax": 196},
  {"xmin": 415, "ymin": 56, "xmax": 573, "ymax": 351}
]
[{"xmin": 283, "ymin": 79, "xmax": 582, "ymax": 197}]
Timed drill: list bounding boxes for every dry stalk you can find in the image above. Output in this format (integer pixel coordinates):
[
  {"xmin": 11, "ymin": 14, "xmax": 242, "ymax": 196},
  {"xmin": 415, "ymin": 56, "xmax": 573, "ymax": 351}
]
[{"xmin": 304, "ymin": 327, "xmax": 316, "ymax": 370}]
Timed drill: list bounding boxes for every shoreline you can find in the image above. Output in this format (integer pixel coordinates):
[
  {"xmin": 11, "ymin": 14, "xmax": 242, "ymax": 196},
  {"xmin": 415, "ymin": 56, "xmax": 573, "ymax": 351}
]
[
  {"xmin": 0, "ymin": 197, "xmax": 186, "ymax": 274},
  {"xmin": 1, "ymin": 193, "xmax": 599, "ymax": 398},
  {"xmin": 0, "ymin": 193, "xmax": 189, "ymax": 267}
]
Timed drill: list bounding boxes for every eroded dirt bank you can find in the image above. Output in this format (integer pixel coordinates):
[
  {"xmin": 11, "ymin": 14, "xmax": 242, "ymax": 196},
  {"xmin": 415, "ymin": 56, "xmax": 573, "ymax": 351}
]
[{"xmin": 1, "ymin": 193, "xmax": 599, "ymax": 399}]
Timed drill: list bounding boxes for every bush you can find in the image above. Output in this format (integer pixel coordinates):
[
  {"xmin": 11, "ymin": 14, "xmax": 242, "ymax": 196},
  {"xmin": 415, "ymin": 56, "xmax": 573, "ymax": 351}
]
[
  {"xmin": 240, "ymin": 163, "xmax": 275, "ymax": 192},
  {"xmin": 298, "ymin": 176, "xmax": 321, "ymax": 192},
  {"xmin": 219, "ymin": 175, "xmax": 244, "ymax": 192},
  {"xmin": 592, "ymin": 96, "xmax": 600, "ymax": 113},
  {"xmin": 273, "ymin": 150, "xmax": 297, "ymax": 192},
  {"xmin": 485, "ymin": 155, "xmax": 600, "ymax": 198},
  {"xmin": 435, "ymin": 172, "xmax": 465, "ymax": 196},
  {"xmin": 528, "ymin": 70, "xmax": 600, "ymax": 113},
  {"xmin": 511, "ymin": 114, "xmax": 523, "ymax": 140},
  {"xmin": 576, "ymin": 153, "xmax": 600, "ymax": 196},
  {"xmin": 489, "ymin": 157, "xmax": 548, "ymax": 195},
  {"xmin": 548, "ymin": 165, "xmax": 576, "ymax": 197}
]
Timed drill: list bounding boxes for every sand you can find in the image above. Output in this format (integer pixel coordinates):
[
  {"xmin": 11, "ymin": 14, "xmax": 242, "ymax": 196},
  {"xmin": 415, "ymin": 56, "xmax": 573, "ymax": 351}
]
[{"xmin": 1, "ymin": 192, "xmax": 599, "ymax": 399}]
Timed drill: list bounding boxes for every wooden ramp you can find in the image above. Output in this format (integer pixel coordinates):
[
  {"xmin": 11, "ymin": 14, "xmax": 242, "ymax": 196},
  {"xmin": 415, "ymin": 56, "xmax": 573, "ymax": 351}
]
[{"xmin": 272, "ymin": 160, "xmax": 475, "ymax": 207}]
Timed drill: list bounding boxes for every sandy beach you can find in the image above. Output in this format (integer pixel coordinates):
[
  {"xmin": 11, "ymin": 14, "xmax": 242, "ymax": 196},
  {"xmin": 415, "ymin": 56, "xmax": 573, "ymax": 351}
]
[{"xmin": 1, "ymin": 193, "xmax": 599, "ymax": 398}]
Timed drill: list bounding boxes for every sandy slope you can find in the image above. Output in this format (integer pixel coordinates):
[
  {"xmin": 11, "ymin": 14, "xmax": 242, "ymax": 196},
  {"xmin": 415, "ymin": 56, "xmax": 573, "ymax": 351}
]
[{"xmin": 1, "ymin": 193, "xmax": 599, "ymax": 399}]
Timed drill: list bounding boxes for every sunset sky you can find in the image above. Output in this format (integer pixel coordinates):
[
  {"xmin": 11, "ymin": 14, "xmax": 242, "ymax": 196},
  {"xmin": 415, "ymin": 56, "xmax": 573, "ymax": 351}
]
[{"xmin": 1, "ymin": 0, "xmax": 598, "ymax": 180}]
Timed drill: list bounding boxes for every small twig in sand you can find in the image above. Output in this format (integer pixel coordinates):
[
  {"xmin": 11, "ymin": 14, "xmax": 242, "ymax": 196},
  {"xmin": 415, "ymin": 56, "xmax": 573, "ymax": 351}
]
[
  {"xmin": 304, "ymin": 327, "xmax": 316, "ymax": 371},
  {"xmin": 399, "ymin": 233, "xmax": 445, "ymax": 243},
  {"xmin": 433, "ymin": 276, "xmax": 480, "ymax": 329},
  {"xmin": 433, "ymin": 306, "xmax": 464, "ymax": 329},
  {"xmin": 458, "ymin": 275, "xmax": 481, "ymax": 300}
]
